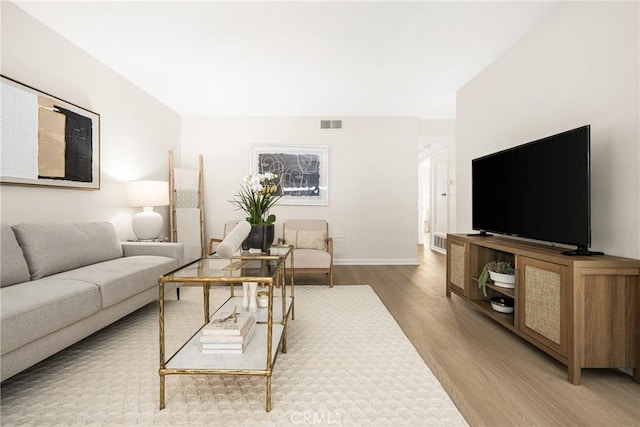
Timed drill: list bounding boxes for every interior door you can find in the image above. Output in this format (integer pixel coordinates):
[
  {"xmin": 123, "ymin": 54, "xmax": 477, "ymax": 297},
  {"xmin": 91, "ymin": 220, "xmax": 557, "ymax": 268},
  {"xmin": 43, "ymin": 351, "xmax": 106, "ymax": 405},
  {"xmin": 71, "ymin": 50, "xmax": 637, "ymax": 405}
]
[
  {"xmin": 418, "ymin": 155, "xmax": 430, "ymax": 245},
  {"xmin": 431, "ymin": 149, "xmax": 448, "ymax": 253}
]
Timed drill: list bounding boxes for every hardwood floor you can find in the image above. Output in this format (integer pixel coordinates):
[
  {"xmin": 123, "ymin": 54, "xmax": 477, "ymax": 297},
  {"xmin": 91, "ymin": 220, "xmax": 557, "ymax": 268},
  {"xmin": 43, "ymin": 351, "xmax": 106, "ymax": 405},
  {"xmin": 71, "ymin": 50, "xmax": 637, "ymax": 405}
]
[{"xmin": 299, "ymin": 246, "xmax": 640, "ymax": 426}]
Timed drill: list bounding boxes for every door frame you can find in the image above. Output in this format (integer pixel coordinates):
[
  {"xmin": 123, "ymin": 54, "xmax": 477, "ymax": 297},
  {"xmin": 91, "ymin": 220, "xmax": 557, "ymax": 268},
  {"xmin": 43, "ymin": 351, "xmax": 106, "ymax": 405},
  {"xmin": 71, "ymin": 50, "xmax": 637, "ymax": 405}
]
[{"xmin": 430, "ymin": 147, "xmax": 449, "ymax": 253}]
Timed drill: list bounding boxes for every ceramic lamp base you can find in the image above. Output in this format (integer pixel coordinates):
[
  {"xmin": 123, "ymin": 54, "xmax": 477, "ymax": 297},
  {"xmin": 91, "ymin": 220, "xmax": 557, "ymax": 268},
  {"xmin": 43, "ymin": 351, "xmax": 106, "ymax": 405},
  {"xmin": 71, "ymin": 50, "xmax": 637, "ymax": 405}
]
[{"xmin": 132, "ymin": 207, "xmax": 163, "ymax": 239}]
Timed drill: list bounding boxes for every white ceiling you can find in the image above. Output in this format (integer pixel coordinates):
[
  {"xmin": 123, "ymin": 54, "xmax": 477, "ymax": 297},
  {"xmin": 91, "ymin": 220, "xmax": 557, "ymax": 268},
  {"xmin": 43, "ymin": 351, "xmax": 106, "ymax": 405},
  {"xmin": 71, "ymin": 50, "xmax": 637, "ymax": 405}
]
[{"xmin": 15, "ymin": 1, "xmax": 562, "ymax": 118}]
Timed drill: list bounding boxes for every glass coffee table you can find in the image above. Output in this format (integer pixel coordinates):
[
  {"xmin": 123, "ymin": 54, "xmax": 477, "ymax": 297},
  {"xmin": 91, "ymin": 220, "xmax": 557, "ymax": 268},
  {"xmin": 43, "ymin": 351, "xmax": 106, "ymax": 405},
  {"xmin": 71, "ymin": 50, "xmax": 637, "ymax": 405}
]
[{"xmin": 158, "ymin": 245, "xmax": 294, "ymax": 412}]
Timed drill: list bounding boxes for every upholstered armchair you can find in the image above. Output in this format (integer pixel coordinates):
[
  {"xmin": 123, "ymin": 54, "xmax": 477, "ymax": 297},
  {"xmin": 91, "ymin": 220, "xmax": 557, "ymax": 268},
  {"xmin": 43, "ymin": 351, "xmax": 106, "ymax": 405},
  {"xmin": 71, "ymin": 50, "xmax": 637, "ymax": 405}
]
[{"xmin": 280, "ymin": 219, "xmax": 333, "ymax": 287}]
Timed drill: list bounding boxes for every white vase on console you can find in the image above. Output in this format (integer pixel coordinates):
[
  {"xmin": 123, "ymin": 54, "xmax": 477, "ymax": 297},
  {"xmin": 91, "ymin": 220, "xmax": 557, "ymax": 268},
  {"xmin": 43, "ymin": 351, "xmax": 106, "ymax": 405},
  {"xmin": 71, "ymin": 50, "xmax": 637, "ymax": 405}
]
[
  {"xmin": 248, "ymin": 282, "xmax": 258, "ymax": 312},
  {"xmin": 242, "ymin": 282, "xmax": 250, "ymax": 309}
]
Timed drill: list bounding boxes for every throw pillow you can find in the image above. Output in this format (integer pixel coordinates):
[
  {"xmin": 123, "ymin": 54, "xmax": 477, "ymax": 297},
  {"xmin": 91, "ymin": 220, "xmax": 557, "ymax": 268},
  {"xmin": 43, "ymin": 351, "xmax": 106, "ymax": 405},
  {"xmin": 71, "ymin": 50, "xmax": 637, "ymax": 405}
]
[
  {"xmin": 283, "ymin": 229, "xmax": 297, "ymax": 246},
  {"xmin": 297, "ymin": 230, "xmax": 326, "ymax": 250},
  {"xmin": 13, "ymin": 222, "xmax": 123, "ymax": 280},
  {"xmin": 1, "ymin": 225, "xmax": 31, "ymax": 287}
]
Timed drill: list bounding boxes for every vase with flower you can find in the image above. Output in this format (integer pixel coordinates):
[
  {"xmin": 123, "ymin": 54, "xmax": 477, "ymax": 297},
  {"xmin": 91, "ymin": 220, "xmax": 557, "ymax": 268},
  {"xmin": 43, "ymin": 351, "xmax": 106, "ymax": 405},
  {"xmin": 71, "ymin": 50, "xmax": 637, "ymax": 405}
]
[{"xmin": 230, "ymin": 172, "xmax": 281, "ymax": 252}]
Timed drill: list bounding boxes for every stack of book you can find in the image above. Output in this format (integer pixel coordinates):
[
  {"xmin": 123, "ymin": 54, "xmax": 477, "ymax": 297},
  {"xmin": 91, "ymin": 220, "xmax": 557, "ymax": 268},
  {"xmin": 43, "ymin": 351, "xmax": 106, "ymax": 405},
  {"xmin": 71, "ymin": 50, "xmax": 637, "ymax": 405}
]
[{"xmin": 200, "ymin": 308, "xmax": 256, "ymax": 354}]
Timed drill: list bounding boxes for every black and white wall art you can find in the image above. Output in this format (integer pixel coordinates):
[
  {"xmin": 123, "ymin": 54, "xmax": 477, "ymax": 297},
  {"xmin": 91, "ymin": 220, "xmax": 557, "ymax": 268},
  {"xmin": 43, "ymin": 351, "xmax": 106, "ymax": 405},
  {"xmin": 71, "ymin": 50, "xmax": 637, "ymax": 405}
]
[
  {"xmin": 1, "ymin": 75, "xmax": 100, "ymax": 189},
  {"xmin": 251, "ymin": 145, "xmax": 328, "ymax": 205}
]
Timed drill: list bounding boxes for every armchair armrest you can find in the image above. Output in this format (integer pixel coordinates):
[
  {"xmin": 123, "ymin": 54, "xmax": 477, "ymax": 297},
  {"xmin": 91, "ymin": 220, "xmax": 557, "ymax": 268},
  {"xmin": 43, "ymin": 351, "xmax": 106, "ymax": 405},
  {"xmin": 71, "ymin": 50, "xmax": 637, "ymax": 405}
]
[
  {"xmin": 208, "ymin": 238, "xmax": 223, "ymax": 255},
  {"xmin": 121, "ymin": 242, "xmax": 185, "ymax": 266},
  {"xmin": 327, "ymin": 237, "xmax": 333, "ymax": 257}
]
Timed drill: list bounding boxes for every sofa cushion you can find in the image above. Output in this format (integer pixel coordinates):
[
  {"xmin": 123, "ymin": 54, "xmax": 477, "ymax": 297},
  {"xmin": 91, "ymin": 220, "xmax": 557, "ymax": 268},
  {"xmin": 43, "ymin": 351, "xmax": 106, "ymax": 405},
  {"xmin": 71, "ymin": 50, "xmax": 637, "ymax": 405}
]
[
  {"xmin": 13, "ymin": 222, "xmax": 123, "ymax": 280},
  {"xmin": 52, "ymin": 255, "xmax": 177, "ymax": 308},
  {"xmin": 293, "ymin": 248, "xmax": 332, "ymax": 269},
  {"xmin": 1, "ymin": 225, "xmax": 30, "ymax": 287},
  {"xmin": 0, "ymin": 278, "xmax": 101, "ymax": 355}
]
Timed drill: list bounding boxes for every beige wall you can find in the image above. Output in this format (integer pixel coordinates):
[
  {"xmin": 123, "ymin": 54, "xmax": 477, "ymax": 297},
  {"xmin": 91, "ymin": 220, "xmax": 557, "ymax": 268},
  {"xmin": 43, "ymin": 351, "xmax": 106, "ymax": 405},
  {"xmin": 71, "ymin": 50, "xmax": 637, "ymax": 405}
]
[
  {"xmin": 181, "ymin": 116, "xmax": 419, "ymax": 264},
  {"xmin": 456, "ymin": 1, "xmax": 639, "ymax": 258},
  {"xmin": 0, "ymin": 3, "xmax": 181, "ymax": 238},
  {"xmin": 1, "ymin": 3, "xmax": 419, "ymax": 262}
]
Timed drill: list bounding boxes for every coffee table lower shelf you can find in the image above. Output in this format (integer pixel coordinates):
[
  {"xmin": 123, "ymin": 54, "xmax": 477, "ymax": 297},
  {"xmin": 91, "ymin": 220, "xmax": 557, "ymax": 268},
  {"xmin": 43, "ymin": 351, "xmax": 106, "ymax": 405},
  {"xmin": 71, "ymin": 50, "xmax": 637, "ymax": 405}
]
[
  {"xmin": 164, "ymin": 323, "xmax": 285, "ymax": 372},
  {"xmin": 160, "ymin": 296, "xmax": 293, "ymax": 412}
]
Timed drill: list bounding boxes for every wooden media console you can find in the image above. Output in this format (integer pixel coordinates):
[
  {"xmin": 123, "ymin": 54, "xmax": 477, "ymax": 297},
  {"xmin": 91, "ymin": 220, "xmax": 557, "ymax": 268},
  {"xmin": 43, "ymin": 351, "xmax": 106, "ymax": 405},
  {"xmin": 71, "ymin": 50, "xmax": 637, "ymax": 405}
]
[{"xmin": 446, "ymin": 234, "xmax": 639, "ymax": 385}]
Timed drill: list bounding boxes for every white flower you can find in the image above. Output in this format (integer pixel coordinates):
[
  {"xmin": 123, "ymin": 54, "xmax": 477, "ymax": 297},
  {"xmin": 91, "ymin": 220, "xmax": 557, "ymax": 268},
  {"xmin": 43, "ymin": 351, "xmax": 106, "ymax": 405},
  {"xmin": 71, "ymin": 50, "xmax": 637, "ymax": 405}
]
[
  {"xmin": 231, "ymin": 173, "xmax": 282, "ymax": 225},
  {"xmin": 249, "ymin": 179, "xmax": 263, "ymax": 193}
]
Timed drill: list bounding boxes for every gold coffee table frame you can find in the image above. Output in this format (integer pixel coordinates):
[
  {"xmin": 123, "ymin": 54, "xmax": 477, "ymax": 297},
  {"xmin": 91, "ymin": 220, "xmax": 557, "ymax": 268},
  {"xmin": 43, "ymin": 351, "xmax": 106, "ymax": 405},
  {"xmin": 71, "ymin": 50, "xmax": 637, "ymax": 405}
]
[{"xmin": 158, "ymin": 245, "xmax": 294, "ymax": 412}]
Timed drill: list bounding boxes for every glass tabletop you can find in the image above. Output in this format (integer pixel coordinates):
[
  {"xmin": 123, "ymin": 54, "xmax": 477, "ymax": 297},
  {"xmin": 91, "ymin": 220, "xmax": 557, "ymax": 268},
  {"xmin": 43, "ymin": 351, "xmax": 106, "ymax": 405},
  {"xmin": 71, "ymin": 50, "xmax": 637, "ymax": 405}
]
[{"xmin": 160, "ymin": 246, "xmax": 291, "ymax": 283}]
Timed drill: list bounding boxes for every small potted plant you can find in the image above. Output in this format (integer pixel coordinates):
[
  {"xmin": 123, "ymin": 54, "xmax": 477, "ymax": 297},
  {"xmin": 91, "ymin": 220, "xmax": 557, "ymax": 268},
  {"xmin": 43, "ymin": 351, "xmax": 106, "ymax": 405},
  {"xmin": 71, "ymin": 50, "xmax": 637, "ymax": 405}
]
[{"xmin": 478, "ymin": 261, "xmax": 515, "ymax": 297}]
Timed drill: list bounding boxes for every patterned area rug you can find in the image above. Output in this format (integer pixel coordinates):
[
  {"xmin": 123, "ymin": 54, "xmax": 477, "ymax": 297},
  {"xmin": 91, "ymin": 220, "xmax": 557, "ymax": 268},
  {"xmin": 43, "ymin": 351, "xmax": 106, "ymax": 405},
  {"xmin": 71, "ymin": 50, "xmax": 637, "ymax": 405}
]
[{"xmin": 1, "ymin": 285, "xmax": 466, "ymax": 426}]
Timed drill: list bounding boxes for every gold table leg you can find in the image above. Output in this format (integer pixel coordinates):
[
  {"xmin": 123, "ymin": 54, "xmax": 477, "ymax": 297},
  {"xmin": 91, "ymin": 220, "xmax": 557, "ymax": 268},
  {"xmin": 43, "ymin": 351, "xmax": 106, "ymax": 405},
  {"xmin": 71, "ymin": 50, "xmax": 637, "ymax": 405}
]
[
  {"xmin": 266, "ymin": 375, "xmax": 272, "ymax": 412},
  {"xmin": 159, "ymin": 281, "xmax": 166, "ymax": 410},
  {"xmin": 159, "ymin": 374, "xmax": 165, "ymax": 409},
  {"xmin": 290, "ymin": 247, "xmax": 295, "ymax": 320},
  {"xmin": 203, "ymin": 282, "xmax": 210, "ymax": 324}
]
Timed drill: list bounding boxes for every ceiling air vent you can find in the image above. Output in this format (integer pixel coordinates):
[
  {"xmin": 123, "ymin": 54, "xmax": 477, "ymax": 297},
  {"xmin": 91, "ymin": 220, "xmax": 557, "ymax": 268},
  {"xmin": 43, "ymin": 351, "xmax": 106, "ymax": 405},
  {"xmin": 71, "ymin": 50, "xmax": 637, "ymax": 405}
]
[{"xmin": 320, "ymin": 120, "xmax": 342, "ymax": 129}]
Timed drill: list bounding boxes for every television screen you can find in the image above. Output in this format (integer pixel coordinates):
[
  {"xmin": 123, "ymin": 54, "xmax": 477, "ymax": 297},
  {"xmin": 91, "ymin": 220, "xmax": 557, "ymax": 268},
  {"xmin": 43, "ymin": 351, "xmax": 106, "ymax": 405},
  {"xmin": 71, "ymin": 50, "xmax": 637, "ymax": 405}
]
[{"xmin": 472, "ymin": 125, "xmax": 591, "ymax": 252}]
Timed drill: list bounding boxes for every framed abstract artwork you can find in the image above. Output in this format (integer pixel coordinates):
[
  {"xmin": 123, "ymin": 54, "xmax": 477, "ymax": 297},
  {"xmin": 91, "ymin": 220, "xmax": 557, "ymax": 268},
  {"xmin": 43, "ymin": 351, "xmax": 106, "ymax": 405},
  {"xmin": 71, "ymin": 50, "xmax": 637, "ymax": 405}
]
[
  {"xmin": 251, "ymin": 145, "xmax": 329, "ymax": 205},
  {"xmin": 1, "ymin": 75, "xmax": 100, "ymax": 189}
]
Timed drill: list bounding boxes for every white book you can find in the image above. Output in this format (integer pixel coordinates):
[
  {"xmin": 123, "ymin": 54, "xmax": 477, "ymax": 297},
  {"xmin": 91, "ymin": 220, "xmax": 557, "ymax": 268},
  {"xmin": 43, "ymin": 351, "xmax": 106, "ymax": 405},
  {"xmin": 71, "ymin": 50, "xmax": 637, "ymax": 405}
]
[
  {"xmin": 201, "ymin": 325, "xmax": 256, "ymax": 354},
  {"xmin": 201, "ymin": 342, "xmax": 243, "ymax": 350},
  {"xmin": 202, "ymin": 310, "xmax": 255, "ymax": 336},
  {"xmin": 199, "ymin": 334, "xmax": 245, "ymax": 344},
  {"xmin": 201, "ymin": 348, "xmax": 243, "ymax": 355},
  {"xmin": 199, "ymin": 320, "xmax": 256, "ymax": 343}
]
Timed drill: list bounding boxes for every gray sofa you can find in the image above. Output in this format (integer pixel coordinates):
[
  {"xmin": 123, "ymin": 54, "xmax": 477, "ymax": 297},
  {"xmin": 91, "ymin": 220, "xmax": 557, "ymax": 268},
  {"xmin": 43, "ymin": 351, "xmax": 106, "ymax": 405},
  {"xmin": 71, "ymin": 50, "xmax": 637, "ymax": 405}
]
[{"xmin": 0, "ymin": 222, "xmax": 184, "ymax": 382}]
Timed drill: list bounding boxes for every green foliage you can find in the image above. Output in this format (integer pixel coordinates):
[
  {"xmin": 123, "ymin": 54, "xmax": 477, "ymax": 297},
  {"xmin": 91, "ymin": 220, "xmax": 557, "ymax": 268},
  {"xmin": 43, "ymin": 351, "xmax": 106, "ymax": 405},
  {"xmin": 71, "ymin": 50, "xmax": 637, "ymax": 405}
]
[
  {"xmin": 490, "ymin": 261, "xmax": 515, "ymax": 275},
  {"xmin": 478, "ymin": 261, "xmax": 514, "ymax": 297},
  {"xmin": 229, "ymin": 173, "xmax": 281, "ymax": 225}
]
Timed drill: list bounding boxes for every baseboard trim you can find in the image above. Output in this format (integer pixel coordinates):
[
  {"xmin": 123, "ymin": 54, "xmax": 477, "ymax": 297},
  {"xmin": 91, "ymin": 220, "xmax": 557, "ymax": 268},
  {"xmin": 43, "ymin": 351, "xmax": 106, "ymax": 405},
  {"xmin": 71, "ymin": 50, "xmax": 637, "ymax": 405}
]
[{"xmin": 333, "ymin": 258, "xmax": 419, "ymax": 266}]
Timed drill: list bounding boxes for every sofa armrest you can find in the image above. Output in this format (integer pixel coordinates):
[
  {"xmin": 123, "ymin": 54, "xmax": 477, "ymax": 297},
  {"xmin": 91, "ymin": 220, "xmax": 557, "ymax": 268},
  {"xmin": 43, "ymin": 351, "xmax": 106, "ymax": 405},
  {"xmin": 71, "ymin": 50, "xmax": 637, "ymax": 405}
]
[{"xmin": 121, "ymin": 242, "xmax": 185, "ymax": 266}]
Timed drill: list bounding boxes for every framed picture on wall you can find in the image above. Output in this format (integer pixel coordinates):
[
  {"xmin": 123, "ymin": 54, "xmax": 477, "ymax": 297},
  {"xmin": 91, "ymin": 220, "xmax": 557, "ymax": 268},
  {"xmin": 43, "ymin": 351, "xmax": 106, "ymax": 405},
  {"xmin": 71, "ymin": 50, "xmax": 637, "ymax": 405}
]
[
  {"xmin": 1, "ymin": 75, "xmax": 100, "ymax": 190},
  {"xmin": 251, "ymin": 145, "xmax": 328, "ymax": 205}
]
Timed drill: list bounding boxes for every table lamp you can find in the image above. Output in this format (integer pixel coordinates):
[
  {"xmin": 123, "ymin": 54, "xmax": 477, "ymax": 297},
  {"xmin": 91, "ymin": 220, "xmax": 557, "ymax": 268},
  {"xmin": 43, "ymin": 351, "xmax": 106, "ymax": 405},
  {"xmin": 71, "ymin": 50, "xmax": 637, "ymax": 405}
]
[{"xmin": 126, "ymin": 180, "xmax": 169, "ymax": 240}]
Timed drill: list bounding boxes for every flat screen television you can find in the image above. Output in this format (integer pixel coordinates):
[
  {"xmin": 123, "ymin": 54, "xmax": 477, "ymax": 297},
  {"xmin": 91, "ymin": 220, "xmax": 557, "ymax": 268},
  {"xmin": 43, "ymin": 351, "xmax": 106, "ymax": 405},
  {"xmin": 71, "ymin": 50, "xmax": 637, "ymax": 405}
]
[{"xmin": 472, "ymin": 125, "xmax": 601, "ymax": 255}]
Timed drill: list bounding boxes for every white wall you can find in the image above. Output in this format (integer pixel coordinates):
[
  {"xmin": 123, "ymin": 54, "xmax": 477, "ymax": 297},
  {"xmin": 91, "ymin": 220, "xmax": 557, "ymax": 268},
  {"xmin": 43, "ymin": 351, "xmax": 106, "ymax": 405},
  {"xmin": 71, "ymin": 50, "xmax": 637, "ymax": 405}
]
[
  {"xmin": 418, "ymin": 119, "xmax": 455, "ymax": 139},
  {"xmin": 0, "ymin": 2, "xmax": 181, "ymax": 238},
  {"xmin": 456, "ymin": 1, "xmax": 639, "ymax": 258},
  {"xmin": 181, "ymin": 116, "xmax": 419, "ymax": 264}
]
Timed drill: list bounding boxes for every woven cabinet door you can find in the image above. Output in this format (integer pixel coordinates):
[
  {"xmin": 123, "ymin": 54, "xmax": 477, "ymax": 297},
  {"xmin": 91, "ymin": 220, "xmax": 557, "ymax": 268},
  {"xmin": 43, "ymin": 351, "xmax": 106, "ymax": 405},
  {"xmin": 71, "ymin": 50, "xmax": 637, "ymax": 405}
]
[
  {"xmin": 517, "ymin": 257, "xmax": 569, "ymax": 358},
  {"xmin": 446, "ymin": 237, "xmax": 468, "ymax": 296}
]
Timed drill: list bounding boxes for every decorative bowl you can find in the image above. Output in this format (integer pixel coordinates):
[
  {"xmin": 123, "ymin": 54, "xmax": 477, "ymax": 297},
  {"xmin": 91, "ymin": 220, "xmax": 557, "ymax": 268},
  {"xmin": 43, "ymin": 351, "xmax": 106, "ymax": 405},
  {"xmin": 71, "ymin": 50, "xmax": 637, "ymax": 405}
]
[
  {"xmin": 489, "ymin": 271, "xmax": 516, "ymax": 289},
  {"xmin": 490, "ymin": 297, "xmax": 514, "ymax": 314}
]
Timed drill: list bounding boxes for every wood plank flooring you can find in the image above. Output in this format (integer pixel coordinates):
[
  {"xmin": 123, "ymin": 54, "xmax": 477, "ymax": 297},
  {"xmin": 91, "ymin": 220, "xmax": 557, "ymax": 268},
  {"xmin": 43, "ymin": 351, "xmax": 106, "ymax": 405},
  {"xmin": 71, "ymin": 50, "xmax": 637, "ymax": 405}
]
[{"xmin": 297, "ymin": 246, "xmax": 640, "ymax": 426}]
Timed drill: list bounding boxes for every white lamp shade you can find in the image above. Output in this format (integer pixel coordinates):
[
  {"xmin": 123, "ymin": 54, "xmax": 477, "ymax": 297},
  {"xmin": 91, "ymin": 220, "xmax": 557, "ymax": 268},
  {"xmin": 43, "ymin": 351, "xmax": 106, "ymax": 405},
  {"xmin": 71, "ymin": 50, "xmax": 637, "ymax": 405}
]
[{"xmin": 126, "ymin": 180, "xmax": 169, "ymax": 207}]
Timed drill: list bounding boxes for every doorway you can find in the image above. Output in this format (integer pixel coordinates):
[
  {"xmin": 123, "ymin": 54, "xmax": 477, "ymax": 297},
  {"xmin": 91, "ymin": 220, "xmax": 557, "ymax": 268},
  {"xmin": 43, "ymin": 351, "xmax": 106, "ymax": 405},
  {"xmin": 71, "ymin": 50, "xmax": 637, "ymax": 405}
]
[
  {"xmin": 418, "ymin": 155, "xmax": 431, "ymax": 246},
  {"xmin": 431, "ymin": 149, "xmax": 448, "ymax": 253},
  {"xmin": 418, "ymin": 142, "xmax": 449, "ymax": 254}
]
